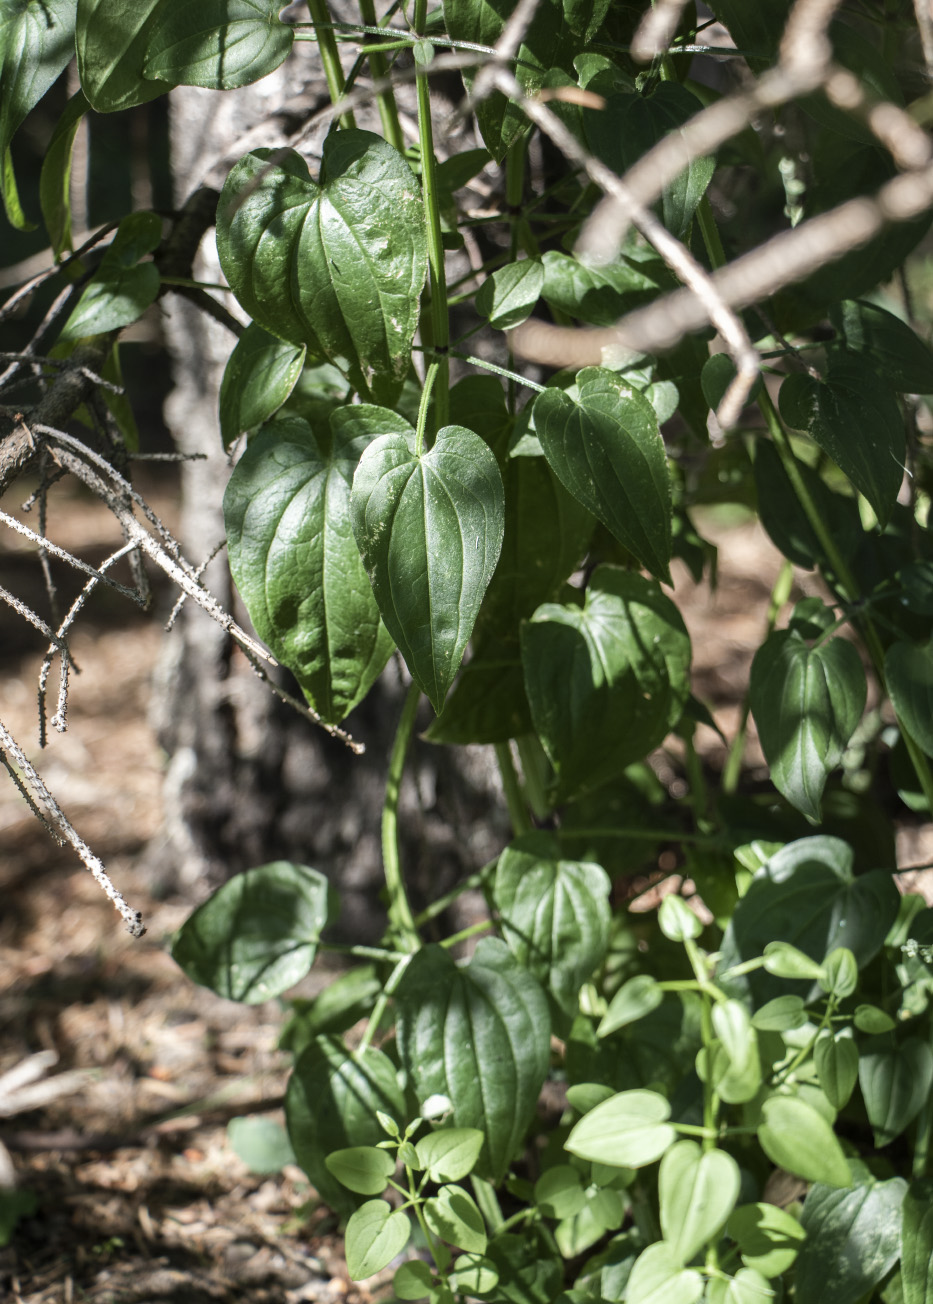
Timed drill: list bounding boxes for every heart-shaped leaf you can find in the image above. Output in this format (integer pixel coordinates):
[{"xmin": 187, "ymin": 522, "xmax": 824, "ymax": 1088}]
[
  {"xmin": 224, "ymin": 410, "xmax": 396, "ymax": 723},
  {"xmin": 565, "ymin": 1090, "xmax": 676, "ymax": 1168},
  {"xmin": 219, "ymin": 323, "xmax": 306, "ymax": 446},
  {"xmin": 394, "ymin": 939, "xmax": 550, "ymax": 1184},
  {"xmin": 659, "ymin": 1141, "xmax": 741, "ymax": 1264},
  {"xmin": 76, "ymin": 0, "xmax": 171, "ymax": 112},
  {"xmin": 534, "ymin": 367, "xmax": 672, "ymax": 581},
  {"xmin": 494, "ymin": 832, "xmax": 611, "ymax": 1017},
  {"xmin": 727, "ymin": 1203, "xmax": 807, "ymax": 1278},
  {"xmin": 346, "ymin": 1200, "xmax": 411, "ymax": 1279},
  {"xmin": 325, "ymin": 1146, "xmax": 395, "ymax": 1196},
  {"xmin": 540, "ymin": 248, "xmax": 667, "ymax": 327},
  {"xmin": 795, "ymin": 1173, "xmax": 907, "ymax": 1304},
  {"xmin": 477, "ymin": 259, "xmax": 544, "ymax": 329},
  {"xmin": 757, "ymin": 1095, "xmax": 851, "ymax": 1188},
  {"xmin": 886, "ymin": 637, "xmax": 933, "ymax": 757},
  {"xmin": 815, "ymin": 1029, "xmax": 860, "ymax": 1110},
  {"xmin": 831, "ymin": 300, "xmax": 933, "ymax": 394},
  {"xmin": 351, "ymin": 424, "xmax": 505, "ymax": 711},
  {"xmin": 59, "ymin": 211, "xmax": 163, "ymax": 340},
  {"xmin": 217, "ymin": 133, "xmax": 427, "ymax": 404},
  {"xmin": 859, "ymin": 1037, "xmax": 933, "ymax": 1148},
  {"xmin": 415, "ymin": 1129, "xmax": 485, "ymax": 1184},
  {"xmin": 425, "ymin": 1185, "xmax": 487, "ymax": 1254},
  {"xmin": 143, "ymin": 0, "xmax": 293, "ymax": 89},
  {"xmin": 778, "ymin": 359, "xmax": 905, "ymax": 527},
  {"xmin": 521, "ymin": 566, "xmax": 690, "ymax": 799},
  {"xmin": 750, "ymin": 629, "xmax": 866, "ymax": 820},
  {"xmin": 625, "ymin": 1242, "xmax": 703, "ymax": 1304}
]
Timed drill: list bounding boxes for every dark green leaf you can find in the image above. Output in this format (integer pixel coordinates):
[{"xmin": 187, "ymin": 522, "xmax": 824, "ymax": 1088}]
[
  {"xmin": 350, "ymin": 424, "xmax": 504, "ymax": 711},
  {"xmin": 423, "ymin": 650, "xmax": 532, "ymax": 744},
  {"xmin": 227, "ymin": 1116, "xmax": 296, "ymax": 1173},
  {"xmin": 778, "ymin": 359, "xmax": 905, "ymax": 527},
  {"xmin": 172, "ymin": 861, "xmax": 330, "ymax": 1003},
  {"xmin": 521, "ymin": 566, "xmax": 690, "ymax": 799},
  {"xmin": 859, "ymin": 1037, "xmax": 933, "ymax": 1148},
  {"xmin": 224, "ymin": 412, "xmax": 396, "ymax": 724},
  {"xmin": 143, "ymin": 0, "xmax": 293, "ymax": 89},
  {"xmin": 727, "ymin": 1202, "xmax": 807, "ymax": 1278},
  {"xmin": 0, "ymin": 1189, "xmax": 38, "ymax": 1247},
  {"xmin": 345, "ymin": 1200, "xmax": 411, "ymax": 1279},
  {"xmin": 702, "ymin": 353, "xmax": 763, "ymax": 413},
  {"xmin": 395, "ymin": 939, "xmax": 550, "ymax": 1184},
  {"xmin": 757, "ymin": 1095, "xmax": 851, "ymax": 1188},
  {"xmin": 279, "ymin": 965, "xmax": 381, "ymax": 1053},
  {"xmin": 750, "ymin": 628, "xmax": 866, "ymax": 820},
  {"xmin": 476, "ymin": 260, "xmax": 543, "ymax": 330},
  {"xmin": 886, "ymin": 638, "xmax": 933, "ymax": 758},
  {"xmin": 286, "ymin": 1036, "xmax": 404, "ymax": 1213},
  {"xmin": 831, "ymin": 300, "xmax": 933, "ymax": 394},
  {"xmin": 448, "ymin": 374, "xmax": 513, "ymax": 463},
  {"xmin": 540, "ymin": 248, "xmax": 666, "ymax": 327},
  {"xmin": 217, "ymin": 134, "xmax": 427, "ymax": 404},
  {"xmin": 39, "ymin": 90, "xmax": 89, "ymax": 257},
  {"xmin": 754, "ymin": 438, "xmax": 861, "ymax": 572},
  {"xmin": 902, "ymin": 1179, "xmax": 933, "ymax": 1304},
  {"xmin": 59, "ymin": 211, "xmax": 163, "ymax": 340},
  {"xmin": 534, "ymin": 367, "xmax": 671, "ymax": 580},
  {"xmin": 219, "ymin": 324, "xmax": 306, "ymax": 447},
  {"xmin": 796, "ymin": 1173, "xmax": 907, "ymax": 1304},
  {"xmin": 494, "ymin": 832, "xmax": 611, "ymax": 1016},
  {"xmin": 76, "ymin": 0, "xmax": 171, "ymax": 111}
]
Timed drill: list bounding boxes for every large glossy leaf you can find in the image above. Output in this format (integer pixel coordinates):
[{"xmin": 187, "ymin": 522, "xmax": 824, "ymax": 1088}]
[
  {"xmin": 143, "ymin": 0, "xmax": 292, "ymax": 89},
  {"xmin": 0, "ymin": 0, "xmax": 77, "ymax": 227},
  {"xmin": 59, "ymin": 211, "xmax": 163, "ymax": 341},
  {"xmin": 886, "ymin": 637, "xmax": 933, "ymax": 758},
  {"xmin": 718, "ymin": 836, "xmax": 899, "ymax": 1006},
  {"xmin": 584, "ymin": 82, "xmax": 714, "ymax": 237},
  {"xmin": 39, "ymin": 89, "xmax": 88, "ymax": 257},
  {"xmin": 423, "ymin": 649, "xmax": 532, "ymax": 744},
  {"xmin": 172, "ymin": 861, "xmax": 330, "ymax": 1003},
  {"xmin": 224, "ymin": 412, "xmax": 395, "ymax": 723},
  {"xmin": 521, "ymin": 566, "xmax": 690, "ymax": 799},
  {"xmin": 902, "ymin": 1179, "xmax": 933, "ymax": 1304},
  {"xmin": 830, "ymin": 301, "xmax": 933, "ymax": 394},
  {"xmin": 533, "ymin": 367, "xmax": 672, "ymax": 581},
  {"xmin": 795, "ymin": 1172, "xmax": 907, "ymax": 1304},
  {"xmin": 859, "ymin": 1036, "xmax": 933, "ymax": 1148},
  {"xmin": 540, "ymin": 249, "xmax": 667, "ymax": 326},
  {"xmin": 754, "ymin": 438, "xmax": 861, "ymax": 573},
  {"xmin": 757, "ymin": 1096, "xmax": 851, "ymax": 1189},
  {"xmin": 494, "ymin": 832, "xmax": 611, "ymax": 1016},
  {"xmin": 750, "ymin": 629, "xmax": 866, "ymax": 820},
  {"xmin": 395, "ymin": 939, "xmax": 550, "ymax": 1184},
  {"xmin": 76, "ymin": 0, "xmax": 170, "ymax": 112},
  {"xmin": 351, "ymin": 424, "xmax": 504, "ymax": 711},
  {"xmin": 286, "ymin": 1037, "xmax": 404, "ymax": 1213},
  {"xmin": 778, "ymin": 359, "xmax": 905, "ymax": 527},
  {"xmin": 625, "ymin": 1242, "xmax": 703, "ymax": 1304},
  {"xmin": 217, "ymin": 133, "xmax": 427, "ymax": 405},
  {"xmin": 565, "ymin": 1090, "xmax": 676, "ymax": 1168},
  {"xmin": 219, "ymin": 323, "xmax": 306, "ymax": 447},
  {"xmin": 658, "ymin": 1141, "xmax": 740, "ymax": 1264}
]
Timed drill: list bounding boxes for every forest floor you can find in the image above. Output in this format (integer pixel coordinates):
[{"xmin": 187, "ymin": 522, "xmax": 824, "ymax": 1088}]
[{"xmin": 2, "ymin": 474, "xmax": 931, "ymax": 1304}]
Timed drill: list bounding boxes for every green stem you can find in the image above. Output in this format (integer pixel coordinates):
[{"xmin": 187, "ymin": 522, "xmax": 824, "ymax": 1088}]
[
  {"xmin": 416, "ymin": 358, "xmax": 439, "ymax": 457},
  {"xmin": 439, "ymin": 919, "xmax": 495, "ymax": 948},
  {"xmin": 696, "ymin": 194, "xmax": 727, "ymax": 269},
  {"xmin": 306, "ymin": 0, "xmax": 356, "ymax": 127},
  {"xmin": 407, "ymin": 1164, "xmax": 449, "ymax": 1280},
  {"xmin": 413, "ymin": 858, "xmax": 497, "ymax": 926},
  {"xmin": 320, "ymin": 941, "xmax": 411, "ymax": 963},
  {"xmin": 356, "ymin": 952, "xmax": 413, "ymax": 1055},
  {"xmin": 382, "ymin": 681, "xmax": 422, "ymax": 951},
  {"xmin": 414, "ymin": 0, "xmax": 449, "ymax": 435},
  {"xmin": 515, "ymin": 734, "xmax": 552, "ymax": 821},
  {"xmin": 495, "ymin": 741, "xmax": 532, "ymax": 835},
  {"xmin": 358, "ymin": 0, "xmax": 405, "ymax": 152},
  {"xmin": 448, "ymin": 351, "xmax": 546, "ymax": 392}
]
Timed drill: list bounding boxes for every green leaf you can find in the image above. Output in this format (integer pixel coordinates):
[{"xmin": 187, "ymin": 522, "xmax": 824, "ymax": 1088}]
[
  {"xmin": 521, "ymin": 567, "xmax": 690, "ymax": 799},
  {"xmin": 761, "ymin": 941, "xmax": 826, "ymax": 981},
  {"xmin": 450, "ymin": 1253, "xmax": 499, "ymax": 1297},
  {"xmin": 172, "ymin": 861, "xmax": 329, "ymax": 1003},
  {"xmin": 415, "ymin": 1129, "xmax": 485, "ymax": 1183},
  {"xmin": 39, "ymin": 90, "xmax": 89, "ymax": 257},
  {"xmin": 778, "ymin": 360, "xmax": 906, "ymax": 527},
  {"xmin": 219, "ymin": 324, "xmax": 306, "ymax": 446},
  {"xmin": 751, "ymin": 995, "xmax": 807, "ymax": 1033},
  {"xmin": 0, "ymin": 1188, "xmax": 38, "ymax": 1247},
  {"xmin": 820, "ymin": 946, "xmax": 858, "ymax": 998},
  {"xmin": 540, "ymin": 248, "xmax": 666, "ymax": 327},
  {"xmin": 227, "ymin": 1115, "xmax": 296, "ymax": 1174},
  {"xmin": 718, "ymin": 836, "xmax": 899, "ymax": 1006},
  {"xmin": 727, "ymin": 1203, "xmax": 807, "ymax": 1278},
  {"xmin": 902, "ymin": 1179, "xmax": 933, "ymax": 1304},
  {"xmin": 750, "ymin": 628, "xmax": 866, "ymax": 821},
  {"xmin": 625, "ymin": 1242, "xmax": 703, "ymax": 1304},
  {"xmin": 859, "ymin": 1036, "xmax": 933, "ymax": 1148},
  {"xmin": 854, "ymin": 1005, "xmax": 897, "ymax": 1035},
  {"xmin": 584, "ymin": 83, "xmax": 714, "ymax": 237},
  {"xmin": 599, "ymin": 975, "xmax": 664, "ymax": 1038},
  {"xmin": 706, "ymin": 1269, "xmax": 775, "ymax": 1304},
  {"xmin": 533, "ymin": 367, "xmax": 672, "ymax": 581},
  {"xmin": 555, "ymin": 1186, "xmax": 625, "ymax": 1258},
  {"xmin": 351, "ymin": 424, "xmax": 504, "ymax": 711},
  {"xmin": 658, "ymin": 894, "xmax": 702, "ymax": 942},
  {"xmin": 886, "ymin": 637, "xmax": 933, "ymax": 758},
  {"xmin": 494, "ymin": 832, "xmax": 611, "ymax": 1016},
  {"xmin": 423, "ymin": 650, "xmax": 532, "ymax": 744},
  {"xmin": 59, "ymin": 210, "xmax": 163, "ymax": 340},
  {"xmin": 795, "ymin": 1174, "xmax": 907, "ymax": 1304},
  {"xmin": 1, "ymin": 0, "xmax": 77, "ymax": 227},
  {"xmin": 565, "ymin": 1090, "xmax": 676, "ymax": 1168},
  {"xmin": 757, "ymin": 1095, "xmax": 851, "ymax": 1189},
  {"xmin": 534, "ymin": 1166, "xmax": 586, "ymax": 1220},
  {"xmin": 224, "ymin": 410, "xmax": 395, "ymax": 723},
  {"xmin": 76, "ymin": 0, "xmax": 171, "ymax": 111},
  {"xmin": 476, "ymin": 260, "xmax": 543, "ymax": 330},
  {"xmin": 325, "ymin": 1146, "xmax": 396, "ymax": 1195},
  {"xmin": 395, "ymin": 940, "xmax": 550, "ymax": 1184},
  {"xmin": 425, "ymin": 1185, "xmax": 487, "ymax": 1254},
  {"xmin": 217, "ymin": 134, "xmax": 427, "ymax": 405},
  {"xmin": 658, "ymin": 1141, "xmax": 740, "ymax": 1264},
  {"xmin": 346, "ymin": 1199, "xmax": 411, "ymax": 1279},
  {"xmin": 754, "ymin": 437, "xmax": 861, "ymax": 572},
  {"xmin": 143, "ymin": 0, "xmax": 293, "ymax": 89},
  {"xmin": 815, "ymin": 1028, "xmax": 859, "ymax": 1110},
  {"xmin": 286, "ymin": 1037, "xmax": 404, "ymax": 1213},
  {"xmin": 830, "ymin": 300, "xmax": 933, "ymax": 394},
  {"xmin": 394, "ymin": 1260, "xmax": 436, "ymax": 1300}
]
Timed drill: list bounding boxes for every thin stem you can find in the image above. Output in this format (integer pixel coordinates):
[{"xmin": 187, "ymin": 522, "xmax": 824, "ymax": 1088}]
[
  {"xmin": 439, "ymin": 919, "xmax": 495, "ymax": 948},
  {"xmin": 416, "ymin": 358, "xmax": 439, "ymax": 458},
  {"xmin": 413, "ymin": 858, "xmax": 497, "ymax": 926},
  {"xmin": 494, "ymin": 741, "xmax": 532, "ymax": 835},
  {"xmin": 307, "ymin": 0, "xmax": 357, "ymax": 128},
  {"xmin": 448, "ymin": 351, "xmax": 546, "ymax": 392},
  {"xmin": 382, "ymin": 681, "xmax": 422, "ymax": 951},
  {"xmin": 359, "ymin": 0, "xmax": 405, "ymax": 152},
  {"xmin": 356, "ymin": 952, "xmax": 413, "ymax": 1055},
  {"xmin": 414, "ymin": 0, "xmax": 449, "ymax": 433}
]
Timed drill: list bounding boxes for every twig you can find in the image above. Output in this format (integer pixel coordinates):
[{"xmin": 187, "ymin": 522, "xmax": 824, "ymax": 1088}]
[
  {"xmin": 631, "ymin": 0, "xmax": 692, "ymax": 63},
  {"xmin": 0, "ymin": 507, "xmax": 145, "ymax": 604}
]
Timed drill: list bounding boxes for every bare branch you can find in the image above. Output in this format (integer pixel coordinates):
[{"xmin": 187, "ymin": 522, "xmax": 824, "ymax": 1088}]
[{"xmin": 631, "ymin": 0, "xmax": 691, "ymax": 63}]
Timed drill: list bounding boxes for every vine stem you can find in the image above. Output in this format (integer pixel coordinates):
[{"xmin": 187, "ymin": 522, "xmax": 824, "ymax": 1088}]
[
  {"xmin": 494, "ymin": 742, "xmax": 532, "ymax": 835},
  {"xmin": 382, "ymin": 681, "xmax": 422, "ymax": 952},
  {"xmin": 307, "ymin": 0, "xmax": 356, "ymax": 128},
  {"xmin": 414, "ymin": 0, "xmax": 449, "ymax": 433}
]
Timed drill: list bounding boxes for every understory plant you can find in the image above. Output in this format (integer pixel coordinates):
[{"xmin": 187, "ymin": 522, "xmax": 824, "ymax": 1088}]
[{"xmin": 4, "ymin": 0, "xmax": 933, "ymax": 1300}]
